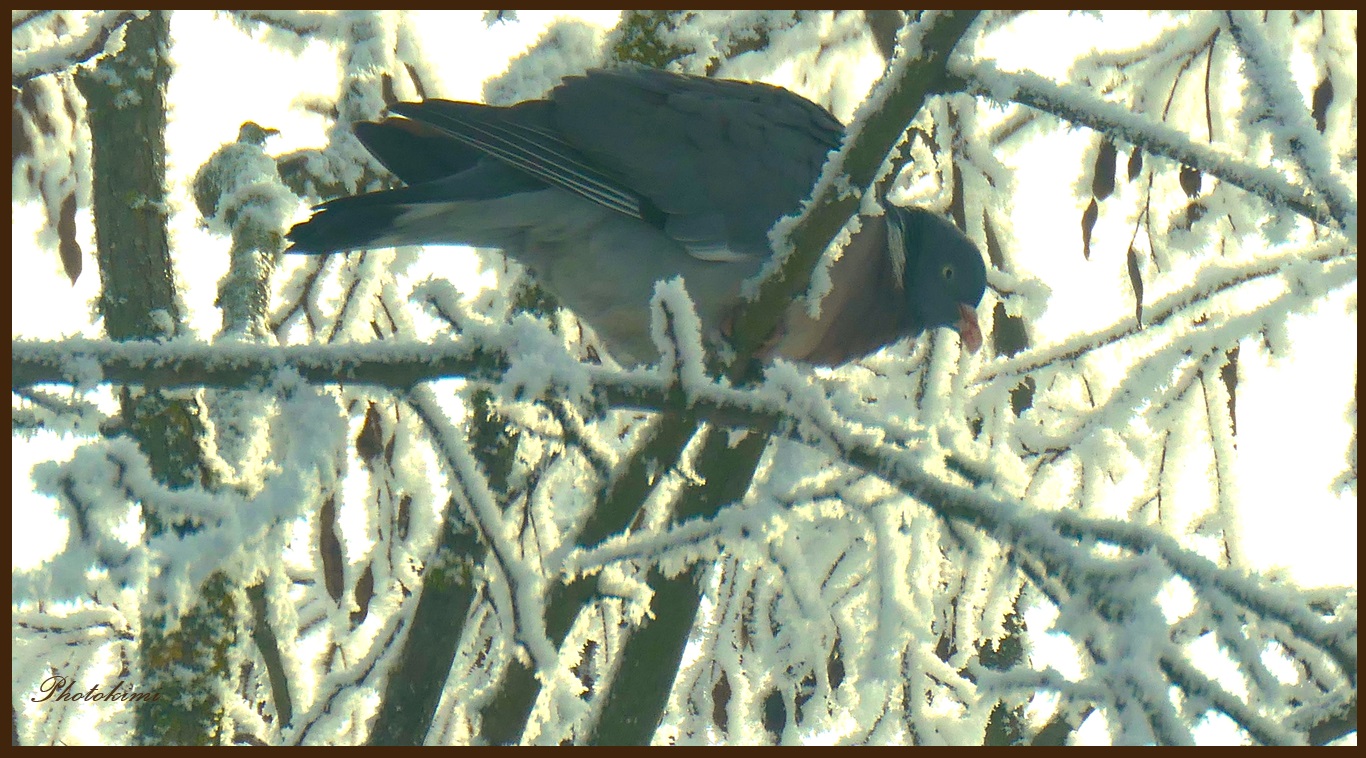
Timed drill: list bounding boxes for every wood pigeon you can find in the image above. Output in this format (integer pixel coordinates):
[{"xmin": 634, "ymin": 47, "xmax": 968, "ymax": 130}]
[{"xmin": 286, "ymin": 67, "xmax": 987, "ymax": 365}]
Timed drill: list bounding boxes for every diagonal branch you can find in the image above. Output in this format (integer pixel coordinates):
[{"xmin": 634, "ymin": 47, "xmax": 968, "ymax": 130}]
[
  {"xmin": 479, "ymin": 11, "xmax": 984, "ymax": 743},
  {"xmin": 1222, "ymin": 11, "xmax": 1356, "ymax": 235},
  {"xmin": 948, "ymin": 61, "xmax": 1351, "ymax": 234},
  {"xmin": 728, "ymin": 10, "xmax": 983, "ymax": 375},
  {"xmin": 975, "ymin": 240, "xmax": 1355, "ymax": 384}
]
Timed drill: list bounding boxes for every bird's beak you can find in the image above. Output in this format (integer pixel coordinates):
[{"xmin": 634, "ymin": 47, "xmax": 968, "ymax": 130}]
[{"xmin": 957, "ymin": 303, "xmax": 982, "ymax": 354}]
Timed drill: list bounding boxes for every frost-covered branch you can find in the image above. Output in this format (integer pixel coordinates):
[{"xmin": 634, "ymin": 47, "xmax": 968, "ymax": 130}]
[
  {"xmin": 784, "ymin": 394, "xmax": 1358, "ymax": 697},
  {"xmin": 229, "ymin": 9, "xmax": 338, "ymax": 40},
  {"xmin": 728, "ymin": 10, "xmax": 981, "ymax": 372},
  {"xmin": 950, "ymin": 60, "xmax": 1350, "ymax": 234},
  {"xmin": 1159, "ymin": 651, "xmax": 1301, "ymax": 745},
  {"xmin": 9, "ymin": 332, "xmax": 1355, "ymax": 687},
  {"xmin": 11, "ymin": 386, "xmax": 109, "ymax": 435},
  {"xmin": 11, "ymin": 336, "xmax": 507, "ymax": 392},
  {"xmin": 193, "ymin": 124, "xmax": 297, "ymax": 339},
  {"xmin": 987, "ymin": 492, "xmax": 1344, "ymax": 744},
  {"xmin": 405, "ymin": 386, "xmax": 560, "ymax": 676},
  {"xmin": 12, "ymin": 9, "xmax": 52, "ymax": 29},
  {"xmin": 977, "ymin": 240, "xmax": 1355, "ymax": 384},
  {"xmin": 288, "ymin": 609, "xmax": 410, "ymax": 745},
  {"xmin": 12, "ymin": 608, "xmax": 132, "ymax": 642},
  {"xmin": 11, "ymin": 10, "xmax": 140, "ymax": 87},
  {"xmin": 1003, "ymin": 239, "xmax": 1344, "ymax": 471},
  {"xmin": 1222, "ymin": 11, "xmax": 1357, "ymax": 235},
  {"xmin": 14, "ymin": 388, "xmax": 347, "ymax": 610},
  {"xmin": 16, "ymin": 335, "xmax": 1352, "ymax": 743}
]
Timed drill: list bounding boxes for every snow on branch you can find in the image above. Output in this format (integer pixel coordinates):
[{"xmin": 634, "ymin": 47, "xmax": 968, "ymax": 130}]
[
  {"xmin": 756, "ymin": 380, "xmax": 1358, "ymax": 708},
  {"xmin": 287, "ymin": 607, "xmax": 411, "ymax": 745},
  {"xmin": 404, "ymin": 386, "xmax": 560, "ymax": 677},
  {"xmin": 728, "ymin": 10, "xmax": 981, "ymax": 372},
  {"xmin": 13, "ymin": 389, "xmax": 348, "ymax": 617},
  {"xmin": 951, "ymin": 60, "xmax": 1351, "ymax": 235},
  {"xmin": 13, "ymin": 330, "xmax": 1353, "ymax": 743},
  {"xmin": 228, "ymin": 10, "xmax": 339, "ymax": 41},
  {"xmin": 994, "ymin": 246, "xmax": 1351, "ymax": 471},
  {"xmin": 30, "ymin": 335, "xmax": 1328, "ymax": 702},
  {"xmin": 977, "ymin": 239, "xmax": 1355, "ymax": 384},
  {"xmin": 11, "ymin": 336, "xmax": 510, "ymax": 393},
  {"xmin": 1222, "ymin": 11, "xmax": 1357, "ymax": 236},
  {"xmin": 11, "ymin": 10, "xmax": 141, "ymax": 88}
]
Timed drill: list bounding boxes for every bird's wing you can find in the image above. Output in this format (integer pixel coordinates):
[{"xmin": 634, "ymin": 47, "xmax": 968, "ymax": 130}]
[
  {"xmin": 390, "ymin": 68, "xmax": 844, "ymax": 261},
  {"xmin": 351, "ymin": 118, "xmax": 483, "ymax": 186},
  {"xmin": 387, "ymin": 98, "xmax": 658, "ymax": 230},
  {"xmin": 550, "ymin": 68, "xmax": 845, "ymax": 259}
]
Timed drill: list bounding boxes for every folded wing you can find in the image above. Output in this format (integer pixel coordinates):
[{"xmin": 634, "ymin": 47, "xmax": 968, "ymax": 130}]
[{"xmin": 389, "ymin": 68, "xmax": 845, "ymax": 261}]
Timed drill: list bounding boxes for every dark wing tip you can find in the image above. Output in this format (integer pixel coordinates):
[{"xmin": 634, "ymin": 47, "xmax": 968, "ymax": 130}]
[
  {"xmin": 285, "ymin": 199, "xmax": 402, "ymax": 255},
  {"xmin": 354, "ymin": 117, "xmax": 482, "ymax": 186}
]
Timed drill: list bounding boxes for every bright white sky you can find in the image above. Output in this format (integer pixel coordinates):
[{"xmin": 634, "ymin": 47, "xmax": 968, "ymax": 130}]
[{"xmin": 10, "ymin": 11, "xmax": 1357, "ymax": 746}]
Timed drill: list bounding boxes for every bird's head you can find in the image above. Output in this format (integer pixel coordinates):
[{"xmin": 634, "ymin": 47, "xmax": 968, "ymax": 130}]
[{"xmin": 887, "ymin": 205, "xmax": 987, "ymax": 353}]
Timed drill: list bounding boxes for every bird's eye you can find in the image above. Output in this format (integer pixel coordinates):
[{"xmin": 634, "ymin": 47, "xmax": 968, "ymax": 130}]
[{"xmin": 942, "ymin": 265, "xmax": 954, "ymax": 280}]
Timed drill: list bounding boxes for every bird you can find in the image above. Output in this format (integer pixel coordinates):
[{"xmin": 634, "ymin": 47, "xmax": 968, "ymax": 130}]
[{"xmin": 286, "ymin": 67, "xmax": 987, "ymax": 367}]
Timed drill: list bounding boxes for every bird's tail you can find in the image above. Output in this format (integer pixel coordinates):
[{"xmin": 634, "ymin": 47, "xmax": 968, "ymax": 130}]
[{"xmin": 285, "ymin": 118, "xmax": 551, "ymax": 255}]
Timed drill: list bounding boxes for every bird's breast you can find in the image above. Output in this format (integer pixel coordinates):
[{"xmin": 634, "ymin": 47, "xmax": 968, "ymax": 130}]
[{"xmin": 512, "ymin": 207, "xmax": 758, "ymax": 365}]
